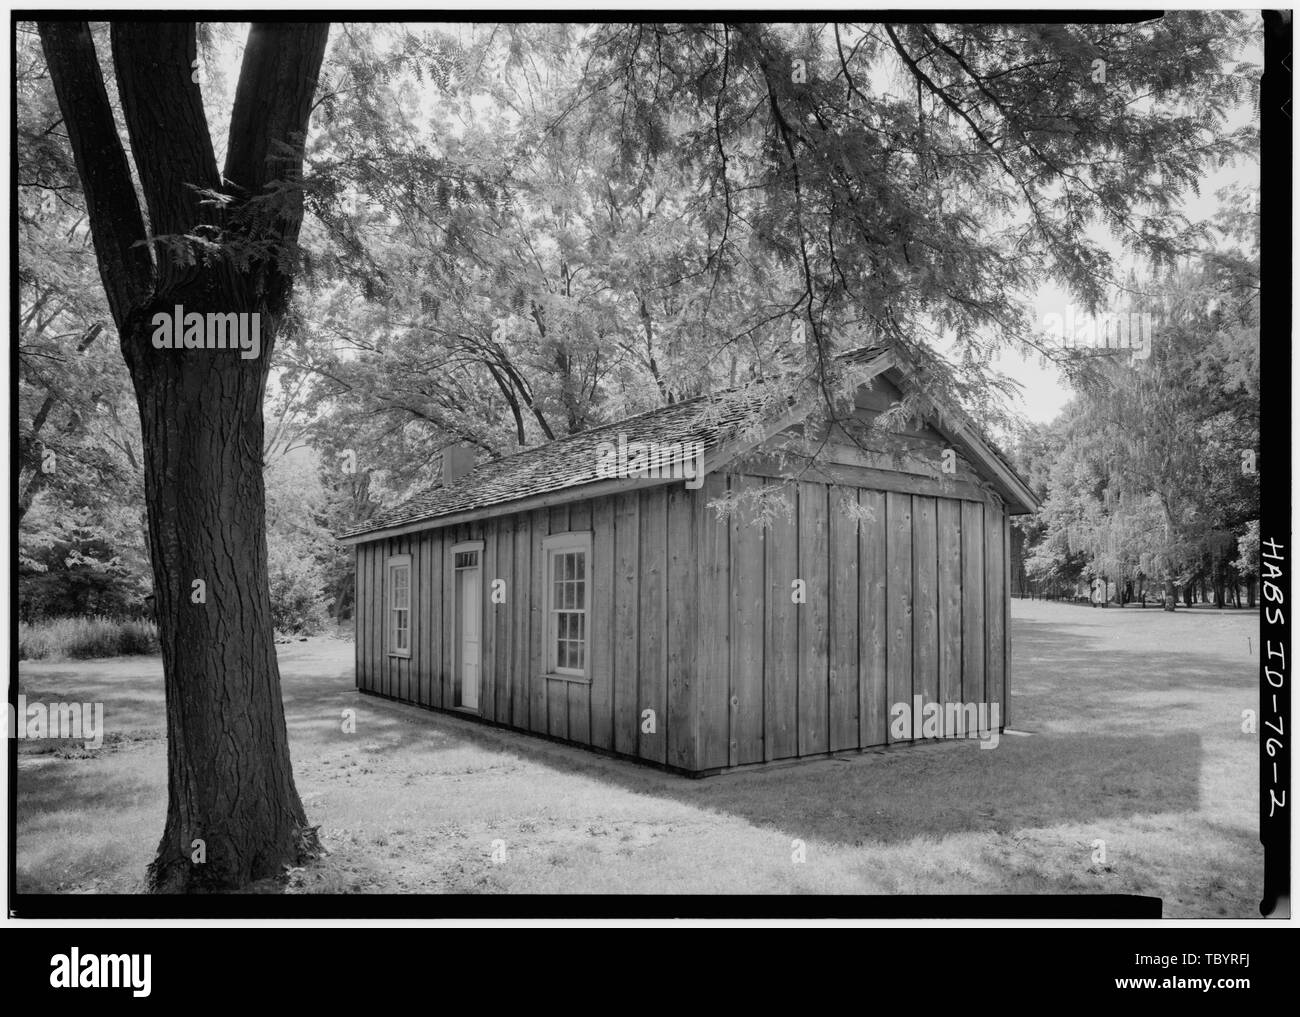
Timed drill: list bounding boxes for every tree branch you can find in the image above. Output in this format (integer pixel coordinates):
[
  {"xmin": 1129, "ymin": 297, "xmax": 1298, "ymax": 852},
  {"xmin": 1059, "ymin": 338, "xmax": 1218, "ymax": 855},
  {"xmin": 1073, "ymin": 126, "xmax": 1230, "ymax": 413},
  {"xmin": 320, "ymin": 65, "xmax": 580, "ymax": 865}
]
[
  {"xmin": 37, "ymin": 21, "xmax": 153, "ymax": 330},
  {"xmin": 223, "ymin": 22, "xmax": 331, "ymax": 256},
  {"xmin": 111, "ymin": 23, "xmax": 221, "ymax": 240}
]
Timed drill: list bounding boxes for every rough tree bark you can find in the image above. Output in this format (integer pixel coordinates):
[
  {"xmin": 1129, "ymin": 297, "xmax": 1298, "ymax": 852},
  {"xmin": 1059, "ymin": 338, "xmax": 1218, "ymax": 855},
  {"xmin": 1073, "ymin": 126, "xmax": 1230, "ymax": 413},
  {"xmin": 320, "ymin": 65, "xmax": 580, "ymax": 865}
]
[{"xmin": 38, "ymin": 20, "xmax": 330, "ymax": 891}]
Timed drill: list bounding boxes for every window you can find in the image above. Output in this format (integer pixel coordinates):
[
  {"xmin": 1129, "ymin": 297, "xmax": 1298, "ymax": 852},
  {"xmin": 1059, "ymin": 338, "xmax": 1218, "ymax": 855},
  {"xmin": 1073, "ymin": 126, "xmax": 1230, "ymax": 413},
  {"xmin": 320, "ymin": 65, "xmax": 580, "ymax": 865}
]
[
  {"xmin": 388, "ymin": 554, "xmax": 411, "ymax": 657},
  {"xmin": 542, "ymin": 533, "xmax": 592, "ymax": 677}
]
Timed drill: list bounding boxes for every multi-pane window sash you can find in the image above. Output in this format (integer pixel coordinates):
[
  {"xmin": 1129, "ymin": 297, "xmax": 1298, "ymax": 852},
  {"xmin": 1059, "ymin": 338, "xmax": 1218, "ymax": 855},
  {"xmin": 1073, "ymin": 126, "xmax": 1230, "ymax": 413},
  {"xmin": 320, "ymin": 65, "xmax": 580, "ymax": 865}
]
[
  {"xmin": 542, "ymin": 533, "xmax": 591, "ymax": 677},
  {"xmin": 388, "ymin": 555, "xmax": 411, "ymax": 656}
]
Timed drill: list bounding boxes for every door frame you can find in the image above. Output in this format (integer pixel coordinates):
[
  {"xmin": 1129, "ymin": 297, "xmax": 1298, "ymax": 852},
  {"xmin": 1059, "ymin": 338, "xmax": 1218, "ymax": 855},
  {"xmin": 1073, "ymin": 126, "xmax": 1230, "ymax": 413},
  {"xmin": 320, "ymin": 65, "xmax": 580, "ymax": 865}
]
[{"xmin": 448, "ymin": 539, "xmax": 485, "ymax": 712}]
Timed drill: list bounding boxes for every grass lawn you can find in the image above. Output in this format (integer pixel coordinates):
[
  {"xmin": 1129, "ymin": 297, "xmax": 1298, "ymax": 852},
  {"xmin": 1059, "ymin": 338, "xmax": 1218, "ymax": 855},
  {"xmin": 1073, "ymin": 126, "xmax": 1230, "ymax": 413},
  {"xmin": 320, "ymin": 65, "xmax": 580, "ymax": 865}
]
[{"xmin": 16, "ymin": 599, "xmax": 1261, "ymax": 913}]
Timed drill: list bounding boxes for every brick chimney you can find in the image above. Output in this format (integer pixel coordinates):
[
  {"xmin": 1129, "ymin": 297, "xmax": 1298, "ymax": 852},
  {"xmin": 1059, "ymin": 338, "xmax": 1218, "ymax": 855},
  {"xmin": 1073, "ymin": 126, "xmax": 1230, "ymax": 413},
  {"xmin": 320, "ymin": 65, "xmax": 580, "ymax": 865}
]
[{"xmin": 441, "ymin": 442, "xmax": 476, "ymax": 486}]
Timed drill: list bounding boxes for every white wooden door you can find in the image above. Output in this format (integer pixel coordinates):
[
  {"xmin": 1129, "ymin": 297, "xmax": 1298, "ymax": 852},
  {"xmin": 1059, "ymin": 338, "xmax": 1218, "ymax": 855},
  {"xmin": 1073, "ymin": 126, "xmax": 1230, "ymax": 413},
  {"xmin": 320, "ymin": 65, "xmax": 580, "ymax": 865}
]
[{"xmin": 458, "ymin": 566, "xmax": 481, "ymax": 709}]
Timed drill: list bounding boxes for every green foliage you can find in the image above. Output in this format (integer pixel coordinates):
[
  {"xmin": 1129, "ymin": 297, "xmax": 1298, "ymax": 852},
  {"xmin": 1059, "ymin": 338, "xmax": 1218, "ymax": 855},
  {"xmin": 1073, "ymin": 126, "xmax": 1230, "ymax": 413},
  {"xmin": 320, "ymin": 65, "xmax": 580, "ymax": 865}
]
[
  {"xmin": 19, "ymin": 499, "xmax": 152, "ymax": 622},
  {"xmin": 1234, "ymin": 520, "xmax": 1259, "ymax": 580},
  {"xmin": 1015, "ymin": 200, "xmax": 1259, "ymax": 603},
  {"xmin": 267, "ymin": 540, "xmax": 331, "ymax": 635},
  {"xmin": 19, "ymin": 615, "xmax": 159, "ymax": 660},
  {"xmin": 288, "ymin": 18, "xmax": 1257, "ymax": 528},
  {"xmin": 17, "ymin": 25, "xmax": 150, "ymax": 621},
  {"xmin": 264, "ymin": 446, "xmax": 340, "ymax": 632},
  {"xmin": 18, "ymin": 19, "xmax": 1262, "ymax": 623}
]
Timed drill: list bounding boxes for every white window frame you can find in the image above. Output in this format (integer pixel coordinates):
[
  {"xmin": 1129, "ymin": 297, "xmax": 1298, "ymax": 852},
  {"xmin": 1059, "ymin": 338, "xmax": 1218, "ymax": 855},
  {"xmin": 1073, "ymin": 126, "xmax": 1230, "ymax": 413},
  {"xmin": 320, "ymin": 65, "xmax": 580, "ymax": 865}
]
[
  {"xmin": 387, "ymin": 553, "xmax": 412, "ymax": 658},
  {"xmin": 542, "ymin": 532, "xmax": 592, "ymax": 679}
]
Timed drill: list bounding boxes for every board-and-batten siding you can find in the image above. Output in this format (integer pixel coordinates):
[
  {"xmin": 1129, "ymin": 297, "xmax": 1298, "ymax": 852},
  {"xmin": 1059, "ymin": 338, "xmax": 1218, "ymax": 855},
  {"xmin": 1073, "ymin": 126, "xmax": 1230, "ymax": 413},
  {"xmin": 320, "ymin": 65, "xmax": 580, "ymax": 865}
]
[
  {"xmin": 354, "ymin": 472, "xmax": 1010, "ymax": 773},
  {"xmin": 356, "ymin": 487, "xmax": 698, "ymax": 769},
  {"xmin": 700, "ymin": 472, "xmax": 1007, "ymax": 767}
]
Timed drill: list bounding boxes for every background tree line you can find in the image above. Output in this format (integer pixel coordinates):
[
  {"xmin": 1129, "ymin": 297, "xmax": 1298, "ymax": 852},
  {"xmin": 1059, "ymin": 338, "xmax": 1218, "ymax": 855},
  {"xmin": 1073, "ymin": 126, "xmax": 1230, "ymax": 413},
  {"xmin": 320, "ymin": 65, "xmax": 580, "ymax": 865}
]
[{"xmin": 1009, "ymin": 192, "xmax": 1260, "ymax": 611}]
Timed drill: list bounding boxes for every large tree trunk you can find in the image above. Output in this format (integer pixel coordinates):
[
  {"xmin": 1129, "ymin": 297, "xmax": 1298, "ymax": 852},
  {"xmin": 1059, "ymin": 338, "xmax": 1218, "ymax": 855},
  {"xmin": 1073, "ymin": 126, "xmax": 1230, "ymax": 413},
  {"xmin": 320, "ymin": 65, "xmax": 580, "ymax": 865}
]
[
  {"xmin": 1163, "ymin": 578, "xmax": 1177, "ymax": 612},
  {"xmin": 129, "ymin": 296, "xmax": 316, "ymax": 891},
  {"xmin": 39, "ymin": 20, "xmax": 330, "ymax": 891}
]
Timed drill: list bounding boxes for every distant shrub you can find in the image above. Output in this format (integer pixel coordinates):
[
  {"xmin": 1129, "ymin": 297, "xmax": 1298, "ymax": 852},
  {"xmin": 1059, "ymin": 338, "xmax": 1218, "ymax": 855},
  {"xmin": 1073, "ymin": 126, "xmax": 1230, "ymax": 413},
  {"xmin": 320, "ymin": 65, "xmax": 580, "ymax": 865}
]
[
  {"xmin": 268, "ymin": 540, "xmax": 330, "ymax": 635},
  {"xmin": 19, "ymin": 616, "xmax": 159, "ymax": 661},
  {"xmin": 115, "ymin": 618, "xmax": 160, "ymax": 656},
  {"xmin": 18, "ymin": 530, "xmax": 152, "ymax": 623}
]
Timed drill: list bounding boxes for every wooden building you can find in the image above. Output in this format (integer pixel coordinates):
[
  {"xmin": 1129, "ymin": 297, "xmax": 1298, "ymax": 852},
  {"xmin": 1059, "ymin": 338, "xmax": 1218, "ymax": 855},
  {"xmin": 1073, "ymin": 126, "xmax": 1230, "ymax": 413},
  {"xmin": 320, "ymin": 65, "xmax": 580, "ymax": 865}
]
[{"xmin": 340, "ymin": 346, "xmax": 1039, "ymax": 775}]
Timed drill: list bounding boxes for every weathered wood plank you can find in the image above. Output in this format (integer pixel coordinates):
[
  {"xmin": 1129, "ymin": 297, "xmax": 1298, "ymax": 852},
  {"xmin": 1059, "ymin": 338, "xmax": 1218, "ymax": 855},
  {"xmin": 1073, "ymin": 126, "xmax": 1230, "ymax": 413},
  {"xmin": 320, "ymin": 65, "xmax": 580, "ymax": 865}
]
[
  {"xmin": 730, "ymin": 475, "xmax": 765, "ymax": 765},
  {"xmin": 569, "ymin": 501, "xmax": 592, "ymax": 532},
  {"xmin": 666, "ymin": 483, "xmax": 699, "ymax": 771},
  {"xmin": 568, "ymin": 677, "xmax": 591, "ymax": 745},
  {"xmin": 355, "ymin": 545, "xmax": 367, "ymax": 691},
  {"xmin": 612, "ymin": 491, "xmax": 640, "ymax": 755},
  {"xmin": 829, "ymin": 488, "xmax": 859, "ymax": 752},
  {"xmin": 912, "ymin": 496, "xmax": 939, "ymax": 727},
  {"xmin": 401, "ymin": 536, "xmax": 413, "ymax": 700},
  {"xmin": 387, "ymin": 540, "xmax": 397, "ymax": 699},
  {"xmin": 443, "ymin": 528, "xmax": 455, "ymax": 707},
  {"xmin": 1003, "ymin": 518, "xmax": 1012, "ymax": 729},
  {"xmin": 961, "ymin": 500, "xmax": 986, "ymax": 709},
  {"xmin": 589, "ymin": 497, "xmax": 615, "ymax": 750},
  {"xmin": 377, "ymin": 541, "xmax": 386, "ymax": 694},
  {"xmin": 937, "ymin": 498, "xmax": 963, "ymax": 732},
  {"xmin": 885, "ymin": 492, "xmax": 913, "ymax": 743},
  {"xmin": 372, "ymin": 542, "xmax": 382, "ymax": 695},
  {"xmin": 530, "ymin": 508, "xmax": 548, "ymax": 732},
  {"xmin": 375, "ymin": 541, "xmax": 386, "ymax": 696},
  {"xmin": 549, "ymin": 503, "xmax": 570, "ymax": 536},
  {"xmin": 511, "ymin": 515, "xmax": 530, "ymax": 725},
  {"xmin": 985, "ymin": 501, "xmax": 1006, "ymax": 726},
  {"xmin": 859, "ymin": 489, "xmax": 888, "ymax": 747},
  {"xmin": 494, "ymin": 518, "xmax": 512, "ymax": 722},
  {"xmin": 386, "ymin": 540, "xmax": 396, "ymax": 696},
  {"xmin": 362, "ymin": 543, "xmax": 371, "ymax": 691},
  {"xmin": 638, "ymin": 488, "xmax": 668, "ymax": 763},
  {"xmin": 412, "ymin": 534, "xmax": 424, "ymax": 705},
  {"xmin": 432, "ymin": 531, "xmax": 444, "ymax": 703},
  {"xmin": 764, "ymin": 481, "xmax": 799, "ymax": 761},
  {"xmin": 480, "ymin": 523, "xmax": 496, "ymax": 720},
  {"xmin": 737, "ymin": 456, "xmax": 994, "ymax": 505},
  {"xmin": 797, "ymin": 481, "xmax": 830, "ymax": 757},
  {"xmin": 548, "ymin": 676, "xmax": 568, "ymax": 740},
  {"xmin": 397, "ymin": 537, "xmax": 410, "ymax": 702},
  {"xmin": 697, "ymin": 474, "xmax": 731, "ymax": 771},
  {"xmin": 428, "ymin": 530, "xmax": 443, "ymax": 708},
  {"xmin": 821, "ymin": 427, "xmax": 985, "ymax": 485}
]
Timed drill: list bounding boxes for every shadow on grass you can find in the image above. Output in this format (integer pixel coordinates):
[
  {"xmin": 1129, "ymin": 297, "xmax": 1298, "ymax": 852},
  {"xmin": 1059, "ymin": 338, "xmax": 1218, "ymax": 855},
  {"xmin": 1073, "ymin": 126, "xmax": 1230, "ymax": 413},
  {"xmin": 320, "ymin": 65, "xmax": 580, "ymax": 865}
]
[
  {"xmin": 17, "ymin": 754, "xmax": 160, "ymax": 820},
  {"xmin": 16, "ymin": 623, "xmax": 1214, "ymax": 865},
  {"xmin": 331, "ymin": 689, "xmax": 1202, "ymax": 847}
]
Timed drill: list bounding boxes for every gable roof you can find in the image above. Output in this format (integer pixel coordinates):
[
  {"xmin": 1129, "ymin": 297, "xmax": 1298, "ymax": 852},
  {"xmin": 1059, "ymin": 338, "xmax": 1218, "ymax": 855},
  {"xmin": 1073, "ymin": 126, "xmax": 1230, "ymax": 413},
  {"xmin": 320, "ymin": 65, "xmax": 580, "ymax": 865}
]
[{"xmin": 338, "ymin": 345, "xmax": 1039, "ymax": 544}]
